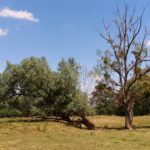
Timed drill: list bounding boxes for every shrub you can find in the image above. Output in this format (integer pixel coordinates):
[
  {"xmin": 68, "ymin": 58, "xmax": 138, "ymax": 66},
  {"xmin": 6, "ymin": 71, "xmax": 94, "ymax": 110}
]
[{"xmin": 0, "ymin": 108, "xmax": 22, "ymax": 117}]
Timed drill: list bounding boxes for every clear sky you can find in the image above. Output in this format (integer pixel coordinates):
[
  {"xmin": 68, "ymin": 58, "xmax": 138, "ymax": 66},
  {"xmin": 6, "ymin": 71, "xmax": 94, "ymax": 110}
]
[{"xmin": 0, "ymin": 0, "xmax": 150, "ymax": 72}]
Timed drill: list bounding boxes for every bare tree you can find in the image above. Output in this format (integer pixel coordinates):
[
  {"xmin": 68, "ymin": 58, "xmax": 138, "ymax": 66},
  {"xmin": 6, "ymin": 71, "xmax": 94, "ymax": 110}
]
[
  {"xmin": 98, "ymin": 4, "xmax": 150, "ymax": 130},
  {"xmin": 79, "ymin": 65, "xmax": 98, "ymax": 95}
]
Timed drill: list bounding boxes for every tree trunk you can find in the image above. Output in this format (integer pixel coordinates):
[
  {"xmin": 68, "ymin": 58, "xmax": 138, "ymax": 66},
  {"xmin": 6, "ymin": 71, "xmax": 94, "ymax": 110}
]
[
  {"xmin": 125, "ymin": 102, "xmax": 134, "ymax": 130},
  {"xmin": 61, "ymin": 115, "xmax": 95, "ymax": 130},
  {"xmin": 62, "ymin": 115, "xmax": 72, "ymax": 122},
  {"xmin": 81, "ymin": 116, "xmax": 95, "ymax": 130}
]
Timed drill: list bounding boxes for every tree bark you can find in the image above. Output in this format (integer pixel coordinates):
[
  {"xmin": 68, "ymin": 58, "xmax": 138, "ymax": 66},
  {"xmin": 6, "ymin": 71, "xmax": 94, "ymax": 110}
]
[
  {"xmin": 81, "ymin": 116, "xmax": 95, "ymax": 130},
  {"xmin": 61, "ymin": 115, "xmax": 95, "ymax": 130},
  {"xmin": 125, "ymin": 102, "xmax": 134, "ymax": 130}
]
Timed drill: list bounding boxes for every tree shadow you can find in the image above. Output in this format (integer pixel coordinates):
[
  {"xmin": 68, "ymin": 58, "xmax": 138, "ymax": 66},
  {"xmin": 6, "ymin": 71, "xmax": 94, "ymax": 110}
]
[
  {"xmin": 0, "ymin": 117, "xmax": 150, "ymax": 130},
  {"xmin": 96, "ymin": 125, "xmax": 150, "ymax": 130},
  {"xmin": 0, "ymin": 117, "xmax": 87, "ymax": 129},
  {"xmin": 0, "ymin": 117, "xmax": 51, "ymax": 124},
  {"xmin": 96, "ymin": 126, "xmax": 125, "ymax": 130},
  {"xmin": 135, "ymin": 125, "xmax": 150, "ymax": 129}
]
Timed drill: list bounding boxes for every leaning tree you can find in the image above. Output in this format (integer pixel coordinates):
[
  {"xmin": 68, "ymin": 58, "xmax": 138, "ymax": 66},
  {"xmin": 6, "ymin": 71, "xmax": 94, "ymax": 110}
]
[
  {"xmin": 53, "ymin": 58, "xmax": 95, "ymax": 130},
  {"xmin": 97, "ymin": 5, "xmax": 150, "ymax": 130}
]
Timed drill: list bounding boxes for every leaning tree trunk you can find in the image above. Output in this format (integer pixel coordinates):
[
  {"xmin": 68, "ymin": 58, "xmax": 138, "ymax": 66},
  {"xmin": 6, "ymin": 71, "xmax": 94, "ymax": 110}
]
[
  {"xmin": 81, "ymin": 116, "xmax": 95, "ymax": 130},
  {"xmin": 125, "ymin": 102, "xmax": 134, "ymax": 130},
  {"xmin": 61, "ymin": 115, "xmax": 95, "ymax": 130}
]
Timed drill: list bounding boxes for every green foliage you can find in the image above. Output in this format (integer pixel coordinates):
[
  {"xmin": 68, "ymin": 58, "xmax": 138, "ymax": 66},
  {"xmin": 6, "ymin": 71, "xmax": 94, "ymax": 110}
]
[
  {"xmin": 0, "ymin": 56, "xmax": 54, "ymax": 117},
  {"xmin": 1, "ymin": 55, "xmax": 148, "ymax": 118},
  {"xmin": 66, "ymin": 91, "xmax": 90, "ymax": 116},
  {"xmin": 50, "ymin": 58, "xmax": 90, "ymax": 118},
  {"xmin": 0, "ymin": 108, "xmax": 22, "ymax": 117},
  {"xmin": 91, "ymin": 75, "xmax": 150, "ymax": 116},
  {"xmin": 0, "ymin": 57, "xmax": 90, "ymax": 119},
  {"xmin": 129, "ymin": 75, "xmax": 150, "ymax": 115},
  {"xmin": 91, "ymin": 82, "xmax": 116, "ymax": 115}
]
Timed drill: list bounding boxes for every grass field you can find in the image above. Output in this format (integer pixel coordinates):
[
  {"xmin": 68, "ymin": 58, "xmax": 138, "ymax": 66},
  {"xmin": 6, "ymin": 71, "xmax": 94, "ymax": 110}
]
[{"xmin": 0, "ymin": 116, "xmax": 150, "ymax": 150}]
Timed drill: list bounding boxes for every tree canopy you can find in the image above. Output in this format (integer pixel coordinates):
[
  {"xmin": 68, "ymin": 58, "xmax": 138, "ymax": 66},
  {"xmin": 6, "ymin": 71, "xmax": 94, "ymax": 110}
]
[{"xmin": 0, "ymin": 56, "xmax": 95, "ymax": 129}]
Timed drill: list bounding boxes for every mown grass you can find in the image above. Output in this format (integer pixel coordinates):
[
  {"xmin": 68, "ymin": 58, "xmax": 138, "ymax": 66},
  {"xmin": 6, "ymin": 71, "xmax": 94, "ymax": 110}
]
[{"xmin": 0, "ymin": 116, "xmax": 150, "ymax": 150}]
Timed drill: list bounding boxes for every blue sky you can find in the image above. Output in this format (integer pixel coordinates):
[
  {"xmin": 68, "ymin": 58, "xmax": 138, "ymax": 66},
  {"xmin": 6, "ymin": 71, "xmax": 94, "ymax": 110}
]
[{"xmin": 0, "ymin": 0, "xmax": 150, "ymax": 72}]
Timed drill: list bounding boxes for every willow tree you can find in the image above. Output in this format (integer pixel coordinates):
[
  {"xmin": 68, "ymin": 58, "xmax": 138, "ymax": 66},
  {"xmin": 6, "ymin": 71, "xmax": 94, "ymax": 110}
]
[
  {"xmin": 0, "ymin": 57, "xmax": 54, "ymax": 116},
  {"xmin": 53, "ymin": 58, "xmax": 95, "ymax": 130},
  {"xmin": 98, "ymin": 5, "xmax": 150, "ymax": 130}
]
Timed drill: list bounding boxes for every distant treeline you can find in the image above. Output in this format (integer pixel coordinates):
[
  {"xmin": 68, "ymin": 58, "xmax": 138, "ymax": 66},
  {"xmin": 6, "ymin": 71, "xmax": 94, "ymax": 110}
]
[
  {"xmin": 0, "ymin": 56, "xmax": 149, "ymax": 119},
  {"xmin": 91, "ymin": 75, "xmax": 150, "ymax": 116}
]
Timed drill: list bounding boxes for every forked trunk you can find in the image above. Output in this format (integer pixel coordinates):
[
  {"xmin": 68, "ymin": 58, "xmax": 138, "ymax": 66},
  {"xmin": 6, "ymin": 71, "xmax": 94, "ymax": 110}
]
[{"xmin": 125, "ymin": 102, "xmax": 134, "ymax": 130}]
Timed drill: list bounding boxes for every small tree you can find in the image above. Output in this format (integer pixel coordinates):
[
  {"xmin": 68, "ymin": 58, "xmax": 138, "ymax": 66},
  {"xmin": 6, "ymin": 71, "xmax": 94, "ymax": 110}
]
[
  {"xmin": 79, "ymin": 65, "xmax": 96, "ymax": 95},
  {"xmin": 98, "ymin": 4, "xmax": 150, "ymax": 130},
  {"xmin": 91, "ymin": 82, "xmax": 116, "ymax": 115}
]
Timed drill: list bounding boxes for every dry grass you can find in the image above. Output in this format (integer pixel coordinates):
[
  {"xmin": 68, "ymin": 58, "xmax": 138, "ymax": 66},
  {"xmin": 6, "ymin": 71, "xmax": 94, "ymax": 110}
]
[{"xmin": 0, "ymin": 116, "xmax": 150, "ymax": 150}]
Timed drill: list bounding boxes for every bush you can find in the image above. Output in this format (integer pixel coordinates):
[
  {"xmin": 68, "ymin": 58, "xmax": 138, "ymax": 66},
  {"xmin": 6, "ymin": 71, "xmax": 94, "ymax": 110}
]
[
  {"xmin": 0, "ymin": 108, "xmax": 22, "ymax": 117},
  {"xmin": 30, "ymin": 108, "xmax": 45, "ymax": 116}
]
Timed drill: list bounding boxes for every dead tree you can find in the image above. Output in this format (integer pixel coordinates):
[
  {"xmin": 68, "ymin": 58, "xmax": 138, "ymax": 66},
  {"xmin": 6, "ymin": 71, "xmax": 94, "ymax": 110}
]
[{"xmin": 99, "ymin": 4, "xmax": 150, "ymax": 130}]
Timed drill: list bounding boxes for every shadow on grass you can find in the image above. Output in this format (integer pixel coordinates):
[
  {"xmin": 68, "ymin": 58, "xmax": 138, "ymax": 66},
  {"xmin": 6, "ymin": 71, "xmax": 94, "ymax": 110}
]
[
  {"xmin": 96, "ymin": 126, "xmax": 126, "ymax": 130},
  {"xmin": 0, "ymin": 117, "xmax": 55, "ymax": 124},
  {"xmin": 0, "ymin": 117, "xmax": 150, "ymax": 130},
  {"xmin": 0, "ymin": 117, "xmax": 86, "ymax": 130},
  {"xmin": 96, "ymin": 125, "xmax": 150, "ymax": 130},
  {"xmin": 134, "ymin": 125, "xmax": 150, "ymax": 129},
  {"xmin": 0, "ymin": 117, "xmax": 76, "ymax": 126}
]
